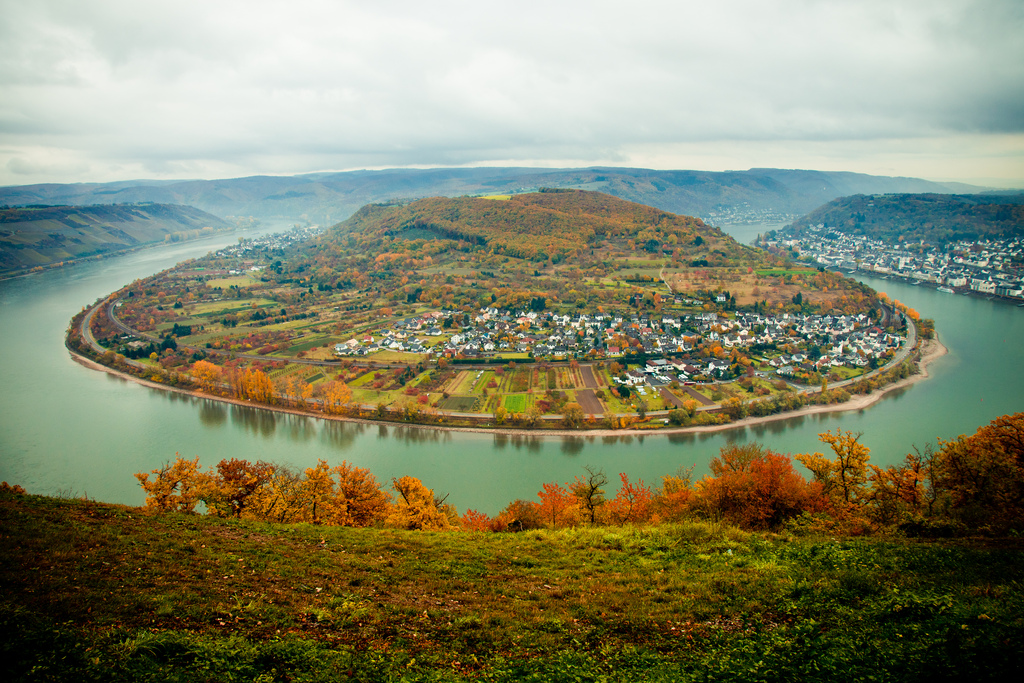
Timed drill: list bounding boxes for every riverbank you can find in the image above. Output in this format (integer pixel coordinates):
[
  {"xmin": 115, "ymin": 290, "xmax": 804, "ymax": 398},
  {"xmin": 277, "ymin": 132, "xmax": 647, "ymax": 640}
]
[{"xmin": 68, "ymin": 336, "xmax": 948, "ymax": 440}]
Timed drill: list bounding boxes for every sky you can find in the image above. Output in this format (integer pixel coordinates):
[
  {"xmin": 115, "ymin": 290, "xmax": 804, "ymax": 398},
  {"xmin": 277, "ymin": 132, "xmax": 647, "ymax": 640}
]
[{"xmin": 1, "ymin": 0, "xmax": 1022, "ymax": 188}]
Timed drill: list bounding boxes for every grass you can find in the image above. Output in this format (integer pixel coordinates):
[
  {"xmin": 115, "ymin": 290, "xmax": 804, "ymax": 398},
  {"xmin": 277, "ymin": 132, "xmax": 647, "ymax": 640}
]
[
  {"xmin": 438, "ymin": 396, "xmax": 479, "ymax": 412},
  {"xmin": 504, "ymin": 394, "xmax": 527, "ymax": 412},
  {"xmin": 3, "ymin": 492, "xmax": 1022, "ymax": 681}
]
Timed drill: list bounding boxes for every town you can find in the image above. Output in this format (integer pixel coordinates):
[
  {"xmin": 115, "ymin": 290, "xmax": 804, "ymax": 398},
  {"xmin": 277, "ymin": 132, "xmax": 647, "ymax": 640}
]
[
  {"xmin": 766, "ymin": 224, "xmax": 1024, "ymax": 300},
  {"xmin": 335, "ymin": 306, "xmax": 905, "ymax": 388}
]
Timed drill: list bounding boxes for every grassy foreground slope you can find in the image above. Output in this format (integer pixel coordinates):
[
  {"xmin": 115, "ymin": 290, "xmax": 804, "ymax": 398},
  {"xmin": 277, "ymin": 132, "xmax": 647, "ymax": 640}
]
[{"xmin": 2, "ymin": 491, "xmax": 1022, "ymax": 681}]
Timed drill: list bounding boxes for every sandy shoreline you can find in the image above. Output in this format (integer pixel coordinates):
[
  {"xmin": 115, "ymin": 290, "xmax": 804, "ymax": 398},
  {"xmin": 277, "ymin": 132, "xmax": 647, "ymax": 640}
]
[{"xmin": 69, "ymin": 336, "xmax": 948, "ymax": 439}]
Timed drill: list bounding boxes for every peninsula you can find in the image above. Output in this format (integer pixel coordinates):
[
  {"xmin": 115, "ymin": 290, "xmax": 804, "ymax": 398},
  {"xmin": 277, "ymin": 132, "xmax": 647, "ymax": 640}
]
[{"xmin": 67, "ymin": 191, "xmax": 930, "ymax": 432}]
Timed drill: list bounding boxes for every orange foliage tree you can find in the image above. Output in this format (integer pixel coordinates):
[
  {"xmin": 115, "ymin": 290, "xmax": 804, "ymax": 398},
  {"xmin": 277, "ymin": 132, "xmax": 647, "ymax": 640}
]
[
  {"xmin": 694, "ymin": 444, "xmax": 824, "ymax": 529},
  {"xmin": 205, "ymin": 457, "xmax": 275, "ymax": 518},
  {"xmin": 134, "ymin": 454, "xmax": 213, "ymax": 513},
  {"xmin": 387, "ymin": 476, "xmax": 455, "ymax": 531},
  {"xmin": 796, "ymin": 430, "xmax": 871, "ymax": 513},
  {"xmin": 932, "ymin": 411, "xmax": 1024, "ymax": 532},
  {"xmin": 232, "ymin": 367, "xmax": 275, "ymax": 404},
  {"xmin": 607, "ymin": 473, "xmax": 654, "ymax": 525},
  {"xmin": 190, "ymin": 360, "xmax": 223, "ymax": 394},
  {"xmin": 536, "ymin": 482, "xmax": 578, "ymax": 528}
]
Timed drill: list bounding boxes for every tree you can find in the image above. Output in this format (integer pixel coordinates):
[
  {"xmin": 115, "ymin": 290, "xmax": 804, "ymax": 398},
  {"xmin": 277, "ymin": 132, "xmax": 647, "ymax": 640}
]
[
  {"xmin": 205, "ymin": 458, "xmax": 274, "ymax": 518},
  {"xmin": 797, "ymin": 430, "xmax": 871, "ymax": 511},
  {"xmin": 387, "ymin": 476, "xmax": 455, "ymax": 531},
  {"xmin": 562, "ymin": 402, "xmax": 585, "ymax": 429},
  {"xmin": 931, "ymin": 411, "xmax": 1024, "ymax": 532},
  {"xmin": 866, "ymin": 449, "xmax": 932, "ymax": 527},
  {"xmin": 537, "ymin": 482, "xmax": 578, "ymax": 528},
  {"xmin": 607, "ymin": 473, "xmax": 654, "ymax": 525},
  {"xmin": 245, "ymin": 465, "xmax": 310, "ymax": 523},
  {"xmin": 500, "ymin": 499, "xmax": 544, "ymax": 531},
  {"xmin": 636, "ymin": 399, "xmax": 648, "ymax": 419},
  {"xmin": 655, "ymin": 467, "xmax": 694, "ymax": 522},
  {"xmin": 695, "ymin": 444, "xmax": 824, "ymax": 529},
  {"xmin": 570, "ymin": 466, "xmax": 608, "ymax": 524},
  {"xmin": 232, "ymin": 367, "xmax": 275, "ymax": 404},
  {"xmin": 332, "ymin": 460, "xmax": 391, "ymax": 526},
  {"xmin": 191, "ymin": 360, "xmax": 223, "ymax": 394},
  {"xmin": 135, "ymin": 454, "xmax": 213, "ymax": 513},
  {"xmin": 321, "ymin": 379, "xmax": 352, "ymax": 415}
]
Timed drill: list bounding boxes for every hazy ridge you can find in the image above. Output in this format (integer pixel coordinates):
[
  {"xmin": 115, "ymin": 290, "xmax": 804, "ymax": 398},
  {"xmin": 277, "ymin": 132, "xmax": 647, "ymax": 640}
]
[{"xmin": 0, "ymin": 167, "xmax": 988, "ymax": 228}]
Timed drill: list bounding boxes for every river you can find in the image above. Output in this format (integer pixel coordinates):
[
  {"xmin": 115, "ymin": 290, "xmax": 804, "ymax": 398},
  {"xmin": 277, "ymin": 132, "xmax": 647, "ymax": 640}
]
[{"xmin": 1, "ymin": 226, "xmax": 1022, "ymax": 515}]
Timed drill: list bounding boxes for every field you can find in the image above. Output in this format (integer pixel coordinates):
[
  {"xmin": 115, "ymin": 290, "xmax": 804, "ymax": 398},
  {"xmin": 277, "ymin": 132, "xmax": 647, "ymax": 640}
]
[
  {"xmin": 3, "ymin": 492, "xmax": 1021, "ymax": 681},
  {"xmin": 205, "ymin": 275, "xmax": 260, "ymax": 288},
  {"xmin": 665, "ymin": 267, "xmax": 860, "ymax": 308},
  {"xmin": 438, "ymin": 396, "xmax": 479, "ymax": 412},
  {"xmin": 503, "ymin": 394, "xmax": 527, "ymax": 412}
]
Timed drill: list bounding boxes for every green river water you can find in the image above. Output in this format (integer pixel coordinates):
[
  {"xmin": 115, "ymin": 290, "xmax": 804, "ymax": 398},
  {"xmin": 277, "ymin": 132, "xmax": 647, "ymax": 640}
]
[{"xmin": 1, "ymin": 227, "xmax": 1021, "ymax": 514}]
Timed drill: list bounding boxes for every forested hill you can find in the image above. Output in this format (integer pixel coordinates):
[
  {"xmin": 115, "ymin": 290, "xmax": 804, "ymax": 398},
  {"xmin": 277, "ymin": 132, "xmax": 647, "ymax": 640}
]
[
  {"xmin": 788, "ymin": 193, "xmax": 1024, "ymax": 244},
  {"xmin": 332, "ymin": 190, "xmax": 724, "ymax": 263},
  {"xmin": 0, "ymin": 203, "xmax": 232, "ymax": 275}
]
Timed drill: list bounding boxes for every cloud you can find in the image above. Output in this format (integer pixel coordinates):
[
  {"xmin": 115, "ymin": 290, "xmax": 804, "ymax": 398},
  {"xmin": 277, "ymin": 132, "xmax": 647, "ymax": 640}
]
[{"xmin": 1, "ymin": 0, "xmax": 1022, "ymax": 185}]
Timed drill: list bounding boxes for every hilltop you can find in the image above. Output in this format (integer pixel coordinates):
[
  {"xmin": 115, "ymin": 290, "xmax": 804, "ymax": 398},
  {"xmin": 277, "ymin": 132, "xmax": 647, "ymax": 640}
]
[
  {"xmin": 1, "ymin": 490, "xmax": 1021, "ymax": 681},
  {"xmin": 328, "ymin": 190, "xmax": 744, "ymax": 266},
  {"xmin": 787, "ymin": 192, "xmax": 1024, "ymax": 245},
  {"xmin": 0, "ymin": 203, "xmax": 233, "ymax": 275}
]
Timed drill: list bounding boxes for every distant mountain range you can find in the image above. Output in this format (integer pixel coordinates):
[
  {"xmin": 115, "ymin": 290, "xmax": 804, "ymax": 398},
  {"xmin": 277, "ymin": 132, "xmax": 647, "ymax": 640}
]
[
  {"xmin": 0, "ymin": 203, "xmax": 231, "ymax": 275},
  {"xmin": 0, "ymin": 167, "xmax": 993, "ymax": 228}
]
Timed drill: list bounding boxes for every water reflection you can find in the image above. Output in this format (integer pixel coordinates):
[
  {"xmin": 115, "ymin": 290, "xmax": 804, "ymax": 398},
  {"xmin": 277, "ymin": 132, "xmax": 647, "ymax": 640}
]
[
  {"xmin": 666, "ymin": 432, "xmax": 696, "ymax": 446},
  {"xmin": 231, "ymin": 404, "xmax": 277, "ymax": 437},
  {"xmin": 198, "ymin": 400, "xmax": 227, "ymax": 427},
  {"xmin": 560, "ymin": 436, "xmax": 587, "ymax": 456},
  {"xmin": 280, "ymin": 414, "xmax": 316, "ymax": 444},
  {"xmin": 384, "ymin": 425, "xmax": 452, "ymax": 445},
  {"xmin": 321, "ymin": 420, "xmax": 364, "ymax": 451}
]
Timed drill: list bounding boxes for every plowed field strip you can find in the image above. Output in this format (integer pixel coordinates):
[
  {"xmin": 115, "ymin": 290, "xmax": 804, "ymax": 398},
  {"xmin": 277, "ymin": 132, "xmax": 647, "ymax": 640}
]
[{"xmin": 576, "ymin": 389, "xmax": 603, "ymax": 414}]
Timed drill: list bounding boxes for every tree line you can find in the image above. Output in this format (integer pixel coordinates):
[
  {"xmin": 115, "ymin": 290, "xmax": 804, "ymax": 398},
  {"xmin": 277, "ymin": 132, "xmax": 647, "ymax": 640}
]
[{"xmin": 136, "ymin": 411, "xmax": 1024, "ymax": 536}]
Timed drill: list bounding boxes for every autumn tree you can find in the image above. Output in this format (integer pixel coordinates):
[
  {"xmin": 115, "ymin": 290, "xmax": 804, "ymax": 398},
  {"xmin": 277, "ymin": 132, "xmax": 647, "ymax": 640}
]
[
  {"xmin": 865, "ymin": 448, "xmax": 934, "ymax": 527},
  {"xmin": 571, "ymin": 466, "xmax": 608, "ymax": 525},
  {"xmin": 245, "ymin": 465, "xmax": 310, "ymax": 523},
  {"xmin": 797, "ymin": 430, "xmax": 871, "ymax": 511},
  {"xmin": 561, "ymin": 402, "xmax": 585, "ymax": 429},
  {"xmin": 500, "ymin": 499, "xmax": 544, "ymax": 531},
  {"xmin": 135, "ymin": 454, "xmax": 213, "ymax": 513},
  {"xmin": 536, "ymin": 482, "xmax": 578, "ymax": 528},
  {"xmin": 607, "ymin": 473, "xmax": 654, "ymax": 525},
  {"xmin": 204, "ymin": 458, "xmax": 275, "ymax": 518},
  {"xmin": 332, "ymin": 460, "xmax": 391, "ymax": 526},
  {"xmin": 931, "ymin": 411, "xmax": 1024, "ymax": 532},
  {"xmin": 232, "ymin": 367, "xmax": 275, "ymax": 404},
  {"xmin": 460, "ymin": 509, "xmax": 494, "ymax": 532},
  {"xmin": 191, "ymin": 360, "xmax": 223, "ymax": 394},
  {"xmin": 387, "ymin": 476, "xmax": 455, "ymax": 531},
  {"xmin": 694, "ymin": 444, "xmax": 824, "ymax": 529},
  {"xmin": 654, "ymin": 466, "xmax": 695, "ymax": 522},
  {"xmin": 320, "ymin": 379, "xmax": 353, "ymax": 415}
]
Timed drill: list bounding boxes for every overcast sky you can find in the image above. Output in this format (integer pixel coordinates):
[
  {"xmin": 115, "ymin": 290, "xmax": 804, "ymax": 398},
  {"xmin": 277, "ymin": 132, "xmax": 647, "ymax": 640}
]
[{"xmin": 1, "ymin": 0, "xmax": 1022, "ymax": 187}]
